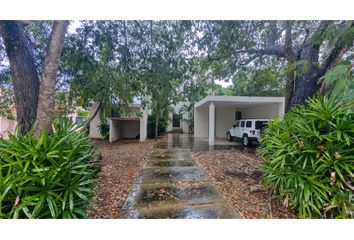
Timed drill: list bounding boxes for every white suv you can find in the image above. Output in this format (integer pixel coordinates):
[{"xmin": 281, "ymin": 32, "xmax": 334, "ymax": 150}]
[{"xmin": 226, "ymin": 119, "xmax": 269, "ymax": 147}]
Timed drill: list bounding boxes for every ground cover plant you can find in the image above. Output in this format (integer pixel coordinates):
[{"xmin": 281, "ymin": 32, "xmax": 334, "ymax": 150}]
[
  {"xmin": 258, "ymin": 97, "xmax": 353, "ymax": 218},
  {"xmin": 0, "ymin": 119, "xmax": 98, "ymax": 218}
]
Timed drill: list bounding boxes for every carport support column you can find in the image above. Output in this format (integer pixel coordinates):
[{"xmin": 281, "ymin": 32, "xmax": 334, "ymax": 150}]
[
  {"xmin": 140, "ymin": 103, "xmax": 148, "ymax": 142},
  {"xmin": 209, "ymin": 102, "xmax": 215, "ymax": 145}
]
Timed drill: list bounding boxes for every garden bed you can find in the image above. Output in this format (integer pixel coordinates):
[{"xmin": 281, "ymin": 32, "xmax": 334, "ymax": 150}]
[
  {"xmin": 192, "ymin": 150, "xmax": 296, "ymax": 219},
  {"xmin": 89, "ymin": 138, "xmax": 158, "ymax": 218}
]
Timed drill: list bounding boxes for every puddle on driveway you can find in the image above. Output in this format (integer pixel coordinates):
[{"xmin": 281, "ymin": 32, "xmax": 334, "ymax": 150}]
[
  {"xmin": 120, "ymin": 133, "xmax": 243, "ymax": 219},
  {"xmin": 156, "ymin": 142, "xmax": 256, "ymax": 154},
  {"xmin": 146, "ymin": 160, "xmax": 196, "ymax": 167},
  {"xmin": 123, "ymin": 182, "xmax": 222, "ymax": 209},
  {"xmin": 120, "ymin": 202, "xmax": 241, "ymax": 219},
  {"xmin": 135, "ymin": 167, "xmax": 208, "ymax": 183}
]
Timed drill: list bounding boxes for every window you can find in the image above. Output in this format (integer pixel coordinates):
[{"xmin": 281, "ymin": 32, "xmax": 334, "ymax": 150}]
[
  {"xmin": 75, "ymin": 116, "xmax": 84, "ymax": 125},
  {"xmin": 172, "ymin": 114, "xmax": 181, "ymax": 128},
  {"xmin": 235, "ymin": 111, "xmax": 242, "ymax": 121},
  {"xmin": 255, "ymin": 121, "xmax": 268, "ymax": 130},
  {"xmin": 246, "ymin": 121, "xmax": 252, "ymax": 128},
  {"xmin": 235, "ymin": 121, "xmax": 240, "ymax": 127},
  {"xmin": 240, "ymin": 121, "xmax": 245, "ymax": 128}
]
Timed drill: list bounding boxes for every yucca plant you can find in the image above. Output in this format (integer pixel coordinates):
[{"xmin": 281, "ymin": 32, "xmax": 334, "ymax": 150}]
[
  {"xmin": 258, "ymin": 96, "xmax": 353, "ymax": 218},
  {"xmin": 0, "ymin": 118, "xmax": 99, "ymax": 218}
]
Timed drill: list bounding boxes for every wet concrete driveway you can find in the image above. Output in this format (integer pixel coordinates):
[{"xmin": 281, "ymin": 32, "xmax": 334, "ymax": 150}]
[{"xmin": 119, "ymin": 134, "xmax": 242, "ymax": 219}]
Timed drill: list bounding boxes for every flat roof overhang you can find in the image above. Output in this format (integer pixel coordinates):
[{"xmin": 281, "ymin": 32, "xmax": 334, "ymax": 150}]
[
  {"xmin": 195, "ymin": 95, "xmax": 285, "ymax": 109},
  {"xmin": 110, "ymin": 117, "xmax": 140, "ymax": 121}
]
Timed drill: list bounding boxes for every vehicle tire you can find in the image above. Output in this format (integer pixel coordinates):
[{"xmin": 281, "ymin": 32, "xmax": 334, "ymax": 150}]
[
  {"xmin": 242, "ymin": 134, "xmax": 252, "ymax": 147},
  {"xmin": 227, "ymin": 132, "xmax": 233, "ymax": 141}
]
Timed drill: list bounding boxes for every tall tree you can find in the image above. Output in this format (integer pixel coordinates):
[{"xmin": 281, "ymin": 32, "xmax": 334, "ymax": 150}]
[
  {"xmin": 193, "ymin": 20, "xmax": 354, "ymax": 111},
  {"xmin": 132, "ymin": 21, "xmax": 191, "ymax": 139},
  {"xmin": 0, "ymin": 21, "xmax": 40, "ymax": 134},
  {"xmin": 0, "ymin": 20, "xmax": 69, "ymax": 135},
  {"xmin": 35, "ymin": 20, "xmax": 69, "ymax": 135},
  {"xmin": 63, "ymin": 21, "xmax": 192, "ymax": 139}
]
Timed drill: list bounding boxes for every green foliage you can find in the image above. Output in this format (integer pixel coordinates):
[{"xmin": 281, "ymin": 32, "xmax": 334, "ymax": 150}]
[
  {"xmin": 54, "ymin": 91, "xmax": 78, "ymax": 115},
  {"xmin": 60, "ymin": 21, "xmax": 191, "ymax": 121},
  {"xmin": 98, "ymin": 122, "xmax": 109, "ymax": 140},
  {"xmin": 0, "ymin": 75, "xmax": 15, "ymax": 118},
  {"xmin": 179, "ymin": 103, "xmax": 194, "ymax": 134},
  {"xmin": 258, "ymin": 97, "xmax": 354, "ymax": 218},
  {"xmin": 147, "ymin": 114, "xmax": 169, "ymax": 138},
  {"xmin": 320, "ymin": 62, "xmax": 354, "ymax": 102},
  {"xmin": 231, "ymin": 67, "xmax": 285, "ymax": 97},
  {"xmin": 0, "ymin": 118, "xmax": 98, "ymax": 218},
  {"xmin": 77, "ymin": 109, "xmax": 89, "ymax": 118}
]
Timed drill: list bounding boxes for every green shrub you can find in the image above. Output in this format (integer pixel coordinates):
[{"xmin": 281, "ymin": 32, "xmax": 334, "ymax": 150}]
[
  {"xmin": 258, "ymin": 97, "xmax": 353, "ymax": 218},
  {"xmin": 0, "ymin": 118, "xmax": 99, "ymax": 218},
  {"xmin": 98, "ymin": 122, "xmax": 109, "ymax": 139},
  {"xmin": 147, "ymin": 115, "xmax": 168, "ymax": 138}
]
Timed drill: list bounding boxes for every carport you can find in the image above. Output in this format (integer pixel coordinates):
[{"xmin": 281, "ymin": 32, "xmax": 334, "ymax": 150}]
[
  {"xmin": 194, "ymin": 96, "xmax": 285, "ymax": 145},
  {"xmin": 109, "ymin": 117, "xmax": 141, "ymax": 142},
  {"xmin": 89, "ymin": 102, "xmax": 148, "ymax": 143}
]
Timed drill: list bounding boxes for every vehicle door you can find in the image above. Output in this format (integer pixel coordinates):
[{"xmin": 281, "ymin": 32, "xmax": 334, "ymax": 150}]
[
  {"xmin": 230, "ymin": 120, "xmax": 239, "ymax": 136},
  {"xmin": 237, "ymin": 120, "xmax": 245, "ymax": 138}
]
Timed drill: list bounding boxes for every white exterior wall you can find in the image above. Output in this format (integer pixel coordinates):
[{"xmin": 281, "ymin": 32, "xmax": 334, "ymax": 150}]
[
  {"xmin": 122, "ymin": 121, "xmax": 140, "ymax": 138},
  {"xmin": 89, "ymin": 104, "xmax": 103, "ymax": 139},
  {"xmin": 89, "ymin": 104, "xmax": 143, "ymax": 140},
  {"xmin": 208, "ymin": 102, "xmax": 215, "ymax": 145},
  {"xmin": 167, "ymin": 101, "xmax": 190, "ymax": 133},
  {"xmin": 110, "ymin": 120, "xmax": 140, "ymax": 142},
  {"xmin": 194, "ymin": 98, "xmax": 285, "ymax": 141},
  {"xmin": 140, "ymin": 103, "xmax": 148, "ymax": 142},
  {"xmin": 215, "ymin": 107, "xmax": 237, "ymax": 138},
  {"xmin": 194, "ymin": 106, "xmax": 208, "ymax": 138},
  {"xmin": 0, "ymin": 116, "xmax": 16, "ymax": 139},
  {"xmin": 109, "ymin": 119, "xmax": 122, "ymax": 142},
  {"xmin": 278, "ymin": 102, "xmax": 285, "ymax": 121},
  {"xmin": 243, "ymin": 103, "xmax": 280, "ymax": 119}
]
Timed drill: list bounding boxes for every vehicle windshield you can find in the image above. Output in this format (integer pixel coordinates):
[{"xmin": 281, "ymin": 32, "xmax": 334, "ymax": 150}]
[{"xmin": 255, "ymin": 121, "xmax": 268, "ymax": 130}]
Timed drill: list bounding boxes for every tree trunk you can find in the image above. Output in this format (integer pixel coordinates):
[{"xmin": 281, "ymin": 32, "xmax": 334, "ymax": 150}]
[
  {"xmin": 154, "ymin": 103, "xmax": 159, "ymax": 141},
  {"xmin": 85, "ymin": 102, "xmax": 102, "ymax": 129},
  {"xmin": 283, "ymin": 21, "xmax": 296, "ymax": 113},
  {"xmin": 0, "ymin": 21, "xmax": 40, "ymax": 134},
  {"xmin": 35, "ymin": 21, "xmax": 69, "ymax": 136},
  {"xmin": 286, "ymin": 21, "xmax": 352, "ymax": 109},
  {"xmin": 289, "ymin": 41, "xmax": 321, "ymax": 109}
]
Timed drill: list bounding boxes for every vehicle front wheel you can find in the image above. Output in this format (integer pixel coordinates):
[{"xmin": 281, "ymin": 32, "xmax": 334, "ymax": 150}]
[
  {"xmin": 227, "ymin": 132, "xmax": 233, "ymax": 141},
  {"xmin": 242, "ymin": 134, "xmax": 252, "ymax": 147}
]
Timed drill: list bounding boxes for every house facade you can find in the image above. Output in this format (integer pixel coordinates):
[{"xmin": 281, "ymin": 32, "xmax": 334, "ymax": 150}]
[
  {"xmin": 167, "ymin": 101, "xmax": 190, "ymax": 133},
  {"xmin": 194, "ymin": 95, "xmax": 285, "ymax": 145},
  {"xmin": 89, "ymin": 101, "xmax": 191, "ymax": 142},
  {"xmin": 0, "ymin": 116, "xmax": 16, "ymax": 139},
  {"xmin": 0, "ymin": 105, "xmax": 16, "ymax": 139}
]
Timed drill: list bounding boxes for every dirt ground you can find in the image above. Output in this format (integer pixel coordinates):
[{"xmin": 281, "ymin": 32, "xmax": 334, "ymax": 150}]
[
  {"xmin": 192, "ymin": 149, "xmax": 297, "ymax": 219},
  {"xmin": 89, "ymin": 135, "xmax": 295, "ymax": 219},
  {"xmin": 89, "ymin": 138, "xmax": 157, "ymax": 218}
]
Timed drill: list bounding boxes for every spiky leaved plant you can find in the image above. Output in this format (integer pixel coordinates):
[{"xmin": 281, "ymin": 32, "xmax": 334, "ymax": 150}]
[{"xmin": 258, "ymin": 96, "xmax": 353, "ymax": 218}]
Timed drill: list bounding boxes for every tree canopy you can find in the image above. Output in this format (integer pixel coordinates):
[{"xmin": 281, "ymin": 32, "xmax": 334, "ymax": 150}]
[{"xmin": 0, "ymin": 20, "xmax": 353, "ymax": 133}]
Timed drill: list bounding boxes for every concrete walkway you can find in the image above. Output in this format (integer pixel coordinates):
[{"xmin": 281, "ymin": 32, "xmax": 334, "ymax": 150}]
[{"xmin": 119, "ymin": 134, "xmax": 242, "ymax": 219}]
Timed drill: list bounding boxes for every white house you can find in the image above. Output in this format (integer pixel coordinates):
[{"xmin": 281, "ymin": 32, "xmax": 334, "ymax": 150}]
[
  {"xmin": 89, "ymin": 101, "xmax": 191, "ymax": 142},
  {"xmin": 194, "ymin": 95, "xmax": 285, "ymax": 145},
  {"xmin": 167, "ymin": 101, "xmax": 190, "ymax": 133},
  {"xmin": 0, "ymin": 116, "xmax": 16, "ymax": 139},
  {"xmin": 0, "ymin": 105, "xmax": 16, "ymax": 139},
  {"xmin": 89, "ymin": 103, "xmax": 148, "ymax": 142}
]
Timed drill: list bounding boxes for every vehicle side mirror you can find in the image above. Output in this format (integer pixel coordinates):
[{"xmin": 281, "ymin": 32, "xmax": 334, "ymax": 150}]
[{"xmin": 233, "ymin": 124, "xmax": 236, "ymax": 128}]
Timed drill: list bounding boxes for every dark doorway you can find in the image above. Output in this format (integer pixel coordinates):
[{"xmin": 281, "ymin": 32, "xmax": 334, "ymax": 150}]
[
  {"xmin": 235, "ymin": 111, "xmax": 242, "ymax": 121},
  {"xmin": 172, "ymin": 114, "xmax": 181, "ymax": 128}
]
